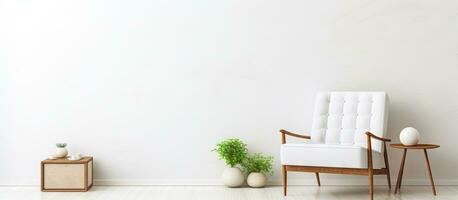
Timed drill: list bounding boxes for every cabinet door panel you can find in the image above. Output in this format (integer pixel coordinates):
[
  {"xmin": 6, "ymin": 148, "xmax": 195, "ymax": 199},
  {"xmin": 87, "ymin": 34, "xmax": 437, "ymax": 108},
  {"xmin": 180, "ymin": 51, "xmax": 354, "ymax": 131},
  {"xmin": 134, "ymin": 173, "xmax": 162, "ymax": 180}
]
[{"xmin": 44, "ymin": 164, "xmax": 85, "ymax": 189}]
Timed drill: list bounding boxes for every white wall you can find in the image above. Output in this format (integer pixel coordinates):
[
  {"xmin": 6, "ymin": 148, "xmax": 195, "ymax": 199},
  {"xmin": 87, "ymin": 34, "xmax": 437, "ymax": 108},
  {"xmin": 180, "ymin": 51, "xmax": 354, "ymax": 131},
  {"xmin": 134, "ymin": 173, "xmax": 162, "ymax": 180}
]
[{"xmin": 1, "ymin": 0, "xmax": 458, "ymax": 185}]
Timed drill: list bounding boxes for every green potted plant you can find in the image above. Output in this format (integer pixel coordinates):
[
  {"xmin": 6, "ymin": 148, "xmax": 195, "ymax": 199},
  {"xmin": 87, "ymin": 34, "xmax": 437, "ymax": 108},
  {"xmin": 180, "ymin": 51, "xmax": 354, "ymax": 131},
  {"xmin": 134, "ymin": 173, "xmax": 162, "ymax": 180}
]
[
  {"xmin": 242, "ymin": 153, "xmax": 274, "ymax": 188},
  {"xmin": 54, "ymin": 143, "xmax": 68, "ymax": 158},
  {"xmin": 213, "ymin": 138, "xmax": 247, "ymax": 187}
]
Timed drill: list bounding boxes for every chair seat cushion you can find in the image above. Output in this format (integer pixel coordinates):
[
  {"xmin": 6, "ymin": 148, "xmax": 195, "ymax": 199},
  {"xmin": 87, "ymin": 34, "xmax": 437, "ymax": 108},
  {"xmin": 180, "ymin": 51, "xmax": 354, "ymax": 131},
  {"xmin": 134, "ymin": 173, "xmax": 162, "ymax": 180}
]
[{"xmin": 280, "ymin": 143, "xmax": 384, "ymax": 169}]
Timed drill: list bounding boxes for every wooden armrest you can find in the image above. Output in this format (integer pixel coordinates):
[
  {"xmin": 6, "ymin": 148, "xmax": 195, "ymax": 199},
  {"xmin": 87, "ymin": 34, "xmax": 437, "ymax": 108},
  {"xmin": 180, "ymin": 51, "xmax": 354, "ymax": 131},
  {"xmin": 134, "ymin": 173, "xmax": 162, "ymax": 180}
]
[
  {"xmin": 365, "ymin": 132, "xmax": 391, "ymax": 142},
  {"xmin": 365, "ymin": 131, "xmax": 390, "ymax": 172},
  {"xmin": 280, "ymin": 129, "xmax": 311, "ymax": 140}
]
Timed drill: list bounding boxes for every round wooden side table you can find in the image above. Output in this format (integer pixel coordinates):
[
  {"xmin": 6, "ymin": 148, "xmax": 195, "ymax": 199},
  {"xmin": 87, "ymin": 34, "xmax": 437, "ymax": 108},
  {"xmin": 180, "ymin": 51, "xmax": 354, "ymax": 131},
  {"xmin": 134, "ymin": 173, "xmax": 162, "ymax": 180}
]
[{"xmin": 390, "ymin": 143, "xmax": 440, "ymax": 195}]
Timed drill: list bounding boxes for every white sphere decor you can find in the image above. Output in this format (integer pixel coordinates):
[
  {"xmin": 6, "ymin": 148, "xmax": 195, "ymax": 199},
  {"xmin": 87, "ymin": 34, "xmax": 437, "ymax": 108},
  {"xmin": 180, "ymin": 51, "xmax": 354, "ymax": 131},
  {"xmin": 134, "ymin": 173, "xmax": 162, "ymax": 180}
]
[
  {"xmin": 247, "ymin": 172, "xmax": 267, "ymax": 188},
  {"xmin": 399, "ymin": 127, "xmax": 420, "ymax": 146},
  {"xmin": 221, "ymin": 167, "xmax": 244, "ymax": 187}
]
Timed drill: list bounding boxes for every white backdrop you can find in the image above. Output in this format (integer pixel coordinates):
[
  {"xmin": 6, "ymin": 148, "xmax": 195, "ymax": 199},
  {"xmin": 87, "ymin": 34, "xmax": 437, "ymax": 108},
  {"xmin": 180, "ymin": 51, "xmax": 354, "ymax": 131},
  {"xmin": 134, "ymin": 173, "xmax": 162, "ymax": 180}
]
[{"xmin": 1, "ymin": 0, "xmax": 458, "ymax": 185}]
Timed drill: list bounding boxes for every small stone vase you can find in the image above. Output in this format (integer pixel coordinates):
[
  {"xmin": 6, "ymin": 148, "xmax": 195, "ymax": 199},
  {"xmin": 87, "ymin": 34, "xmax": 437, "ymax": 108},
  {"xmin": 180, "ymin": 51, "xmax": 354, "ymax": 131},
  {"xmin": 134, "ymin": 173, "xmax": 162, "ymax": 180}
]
[
  {"xmin": 247, "ymin": 172, "xmax": 267, "ymax": 188},
  {"xmin": 54, "ymin": 147, "xmax": 68, "ymax": 158},
  {"xmin": 221, "ymin": 167, "xmax": 244, "ymax": 187}
]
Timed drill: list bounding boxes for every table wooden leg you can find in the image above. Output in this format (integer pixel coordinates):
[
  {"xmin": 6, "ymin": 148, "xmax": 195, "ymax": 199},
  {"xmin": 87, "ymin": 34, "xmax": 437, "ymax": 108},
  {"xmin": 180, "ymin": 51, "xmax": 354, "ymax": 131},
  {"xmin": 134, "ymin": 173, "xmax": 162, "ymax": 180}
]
[
  {"xmin": 395, "ymin": 149, "xmax": 407, "ymax": 194},
  {"xmin": 423, "ymin": 149, "xmax": 437, "ymax": 195}
]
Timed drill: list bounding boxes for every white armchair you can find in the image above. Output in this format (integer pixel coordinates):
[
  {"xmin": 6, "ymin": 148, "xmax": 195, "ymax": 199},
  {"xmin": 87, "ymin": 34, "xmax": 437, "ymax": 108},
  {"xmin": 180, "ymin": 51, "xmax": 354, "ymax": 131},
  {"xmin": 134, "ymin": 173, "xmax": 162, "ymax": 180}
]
[{"xmin": 280, "ymin": 92, "xmax": 391, "ymax": 200}]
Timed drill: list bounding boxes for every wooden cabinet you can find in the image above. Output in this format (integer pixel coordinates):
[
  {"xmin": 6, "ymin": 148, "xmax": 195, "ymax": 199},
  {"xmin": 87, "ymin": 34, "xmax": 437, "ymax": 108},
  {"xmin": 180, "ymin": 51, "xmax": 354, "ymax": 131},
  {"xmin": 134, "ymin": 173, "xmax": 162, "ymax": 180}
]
[{"xmin": 41, "ymin": 157, "xmax": 93, "ymax": 192}]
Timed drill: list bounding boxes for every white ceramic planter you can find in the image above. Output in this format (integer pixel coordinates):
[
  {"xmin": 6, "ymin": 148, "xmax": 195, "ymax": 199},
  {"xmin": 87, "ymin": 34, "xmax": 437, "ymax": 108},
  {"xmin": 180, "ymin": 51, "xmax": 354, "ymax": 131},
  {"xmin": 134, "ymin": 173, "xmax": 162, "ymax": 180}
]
[
  {"xmin": 247, "ymin": 172, "xmax": 267, "ymax": 188},
  {"xmin": 400, "ymin": 127, "xmax": 420, "ymax": 146},
  {"xmin": 221, "ymin": 167, "xmax": 244, "ymax": 187},
  {"xmin": 54, "ymin": 147, "xmax": 68, "ymax": 158}
]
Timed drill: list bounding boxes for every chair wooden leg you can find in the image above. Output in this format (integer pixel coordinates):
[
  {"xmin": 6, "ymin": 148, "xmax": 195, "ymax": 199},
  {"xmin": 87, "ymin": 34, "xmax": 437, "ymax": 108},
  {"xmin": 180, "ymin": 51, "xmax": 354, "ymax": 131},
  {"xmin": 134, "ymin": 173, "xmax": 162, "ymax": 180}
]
[
  {"xmin": 424, "ymin": 149, "xmax": 437, "ymax": 195},
  {"xmin": 367, "ymin": 135, "xmax": 374, "ymax": 200},
  {"xmin": 368, "ymin": 171, "xmax": 374, "ymax": 200},
  {"xmin": 383, "ymin": 143, "xmax": 391, "ymax": 189},
  {"xmin": 282, "ymin": 165, "xmax": 287, "ymax": 196},
  {"xmin": 315, "ymin": 172, "xmax": 321, "ymax": 186},
  {"xmin": 386, "ymin": 170, "xmax": 392, "ymax": 190}
]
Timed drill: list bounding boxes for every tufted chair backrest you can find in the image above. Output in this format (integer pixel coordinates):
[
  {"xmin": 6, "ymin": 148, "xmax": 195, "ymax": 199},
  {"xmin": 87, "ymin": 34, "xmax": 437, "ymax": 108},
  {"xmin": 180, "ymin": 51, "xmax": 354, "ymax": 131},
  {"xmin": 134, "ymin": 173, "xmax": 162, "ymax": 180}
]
[{"xmin": 310, "ymin": 92, "xmax": 389, "ymax": 152}]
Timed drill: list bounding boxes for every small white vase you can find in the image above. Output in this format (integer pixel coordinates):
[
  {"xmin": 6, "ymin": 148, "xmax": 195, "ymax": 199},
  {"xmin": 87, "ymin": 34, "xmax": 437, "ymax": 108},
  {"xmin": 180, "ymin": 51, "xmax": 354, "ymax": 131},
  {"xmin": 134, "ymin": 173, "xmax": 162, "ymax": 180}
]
[
  {"xmin": 221, "ymin": 167, "xmax": 244, "ymax": 187},
  {"xmin": 247, "ymin": 172, "xmax": 267, "ymax": 188},
  {"xmin": 54, "ymin": 147, "xmax": 68, "ymax": 158},
  {"xmin": 400, "ymin": 127, "xmax": 420, "ymax": 146}
]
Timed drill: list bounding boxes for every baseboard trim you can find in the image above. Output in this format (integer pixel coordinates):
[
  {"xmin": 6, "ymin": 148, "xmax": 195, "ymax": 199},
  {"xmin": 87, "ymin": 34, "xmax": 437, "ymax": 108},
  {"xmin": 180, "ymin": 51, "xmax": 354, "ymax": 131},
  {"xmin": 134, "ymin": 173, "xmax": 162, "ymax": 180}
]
[
  {"xmin": 2, "ymin": 178, "xmax": 457, "ymax": 186},
  {"xmin": 267, "ymin": 178, "xmax": 458, "ymax": 186},
  {"xmin": 94, "ymin": 179, "xmax": 222, "ymax": 186}
]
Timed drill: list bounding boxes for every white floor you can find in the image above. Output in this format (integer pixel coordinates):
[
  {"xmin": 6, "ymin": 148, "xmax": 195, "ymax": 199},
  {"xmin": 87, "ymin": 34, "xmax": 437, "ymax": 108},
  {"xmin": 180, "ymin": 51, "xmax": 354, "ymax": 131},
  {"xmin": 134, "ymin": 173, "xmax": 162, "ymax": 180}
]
[{"xmin": 0, "ymin": 186, "xmax": 457, "ymax": 200}]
